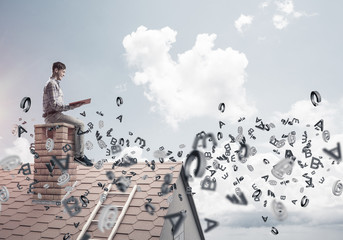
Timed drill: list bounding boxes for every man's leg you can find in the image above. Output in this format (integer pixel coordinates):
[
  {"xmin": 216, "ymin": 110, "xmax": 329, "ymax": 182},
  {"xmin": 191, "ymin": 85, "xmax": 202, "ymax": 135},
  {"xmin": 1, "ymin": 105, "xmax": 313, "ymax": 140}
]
[{"xmin": 45, "ymin": 113, "xmax": 84, "ymax": 158}]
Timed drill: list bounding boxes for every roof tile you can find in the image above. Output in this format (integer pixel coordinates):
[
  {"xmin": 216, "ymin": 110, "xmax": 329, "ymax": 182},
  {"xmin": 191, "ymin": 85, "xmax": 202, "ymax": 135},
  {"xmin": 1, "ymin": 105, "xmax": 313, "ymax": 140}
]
[
  {"xmin": 117, "ymin": 223, "xmax": 134, "ymax": 234},
  {"xmin": 2, "ymin": 220, "xmax": 21, "ymax": 230},
  {"xmin": 0, "ymin": 162, "xmax": 193, "ymax": 240},
  {"xmin": 129, "ymin": 229, "xmax": 151, "ymax": 240},
  {"xmin": 150, "ymin": 226, "xmax": 163, "ymax": 237},
  {"xmin": 14, "ymin": 225, "xmax": 31, "ymax": 236},
  {"xmin": 31, "ymin": 222, "xmax": 49, "ymax": 232},
  {"xmin": 41, "ymin": 228, "xmax": 60, "ymax": 238},
  {"xmin": 132, "ymin": 220, "xmax": 155, "ymax": 231}
]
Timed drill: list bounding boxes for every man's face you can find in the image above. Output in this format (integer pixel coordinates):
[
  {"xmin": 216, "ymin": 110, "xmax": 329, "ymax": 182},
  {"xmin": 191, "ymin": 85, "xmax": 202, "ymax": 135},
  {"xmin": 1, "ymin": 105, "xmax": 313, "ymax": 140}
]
[{"xmin": 54, "ymin": 68, "xmax": 66, "ymax": 80}]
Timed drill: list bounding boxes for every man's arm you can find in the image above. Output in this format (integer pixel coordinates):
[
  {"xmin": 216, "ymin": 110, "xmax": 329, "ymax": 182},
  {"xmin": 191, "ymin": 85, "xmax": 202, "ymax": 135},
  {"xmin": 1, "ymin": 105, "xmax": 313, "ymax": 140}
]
[{"xmin": 46, "ymin": 82, "xmax": 71, "ymax": 112}]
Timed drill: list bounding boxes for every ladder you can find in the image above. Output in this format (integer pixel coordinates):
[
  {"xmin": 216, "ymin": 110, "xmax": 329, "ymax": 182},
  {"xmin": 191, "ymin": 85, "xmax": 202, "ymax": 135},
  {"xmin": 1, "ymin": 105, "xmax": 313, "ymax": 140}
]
[{"xmin": 77, "ymin": 184, "xmax": 137, "ymax": 240}]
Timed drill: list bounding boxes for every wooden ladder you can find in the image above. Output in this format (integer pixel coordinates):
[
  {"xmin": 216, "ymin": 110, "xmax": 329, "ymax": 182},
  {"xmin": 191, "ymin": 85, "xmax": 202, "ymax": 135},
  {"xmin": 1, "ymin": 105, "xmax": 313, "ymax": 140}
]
[{"xmin": 77, "ymin": 184, "xmax": 137, "ymax": 240}]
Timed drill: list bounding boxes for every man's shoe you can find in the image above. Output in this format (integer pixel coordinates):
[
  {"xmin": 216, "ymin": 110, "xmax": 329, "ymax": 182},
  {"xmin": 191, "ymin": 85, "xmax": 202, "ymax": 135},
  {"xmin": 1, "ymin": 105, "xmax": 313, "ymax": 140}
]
[{"xmin": 74, "ymin": 155, "xmax": 93, "ymax": 167}]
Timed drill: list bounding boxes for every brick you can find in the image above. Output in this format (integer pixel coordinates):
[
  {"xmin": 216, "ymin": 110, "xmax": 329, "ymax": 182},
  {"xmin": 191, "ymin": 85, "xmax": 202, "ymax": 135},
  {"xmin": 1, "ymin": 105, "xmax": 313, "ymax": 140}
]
[
  {"xmin": 46, "ymin": 189, "xmax": 63, "ymax": 195},
  {"xmin": 53, "ymin": 195, "xmax": 63, "ymax": 200},
  {"xmin": 55, "ymin": 133, "xmax": 68, "ymax": 140},
  {"xmin": 56, "ymin": 127, "xmax": 69, "ymax": 134},
  {"xmin": 35, "ymin": 188, "xmax": 47, "ymax": 195},
  {"xmin": 42, "ymin": 195, "xmax": 54, "ymax": 200},
  {"xmin": 34, "ymin": 175, "xmax": 48, "ymax": 182},
  {"xmin": 34, "ymin": 163, "xmax": 48, "ymax": 169}
]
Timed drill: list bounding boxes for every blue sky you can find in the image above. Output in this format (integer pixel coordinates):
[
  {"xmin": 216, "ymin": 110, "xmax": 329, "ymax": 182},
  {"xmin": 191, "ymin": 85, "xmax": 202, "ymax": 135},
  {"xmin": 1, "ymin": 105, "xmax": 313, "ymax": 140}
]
[{"xmin": 1, "ymin": 0, "xmax": 343, "ymax": 239}]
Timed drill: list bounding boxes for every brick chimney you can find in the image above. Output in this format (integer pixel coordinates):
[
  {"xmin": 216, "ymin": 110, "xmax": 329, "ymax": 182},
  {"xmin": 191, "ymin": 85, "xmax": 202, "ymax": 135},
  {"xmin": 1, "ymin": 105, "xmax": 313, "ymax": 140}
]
[{"xmin": 33, "ymin": 123, "xmax": 78, "ymax": 203}]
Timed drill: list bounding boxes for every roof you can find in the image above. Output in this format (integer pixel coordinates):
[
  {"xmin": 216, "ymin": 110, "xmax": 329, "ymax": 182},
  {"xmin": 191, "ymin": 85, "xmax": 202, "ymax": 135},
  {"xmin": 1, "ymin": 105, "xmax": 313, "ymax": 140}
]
[{"xmin": 0, "ymin": 161, "xmax": 204, "ymax": 240}]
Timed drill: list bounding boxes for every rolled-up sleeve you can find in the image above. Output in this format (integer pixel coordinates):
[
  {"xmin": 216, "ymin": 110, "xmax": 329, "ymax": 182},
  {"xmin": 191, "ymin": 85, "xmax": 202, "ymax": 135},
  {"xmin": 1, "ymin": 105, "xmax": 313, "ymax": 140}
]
[{"xmin": 46, "ymin": 82, "xmax": 70, "ymax": 112}]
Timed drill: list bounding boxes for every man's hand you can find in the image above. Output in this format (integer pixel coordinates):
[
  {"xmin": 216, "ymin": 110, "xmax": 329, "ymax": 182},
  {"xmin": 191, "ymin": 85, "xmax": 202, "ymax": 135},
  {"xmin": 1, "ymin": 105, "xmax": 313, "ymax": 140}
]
[{"xmin": 70, "ymin": 102, "xmax": 84, "ymax": 110}]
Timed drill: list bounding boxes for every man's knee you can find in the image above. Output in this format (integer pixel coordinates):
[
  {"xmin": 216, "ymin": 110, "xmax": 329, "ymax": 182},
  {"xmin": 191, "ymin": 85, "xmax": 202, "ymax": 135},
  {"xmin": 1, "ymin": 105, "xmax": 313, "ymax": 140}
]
[{"xmin": 76, "ymin": 122, "xmax": 84, "ymax": 129}]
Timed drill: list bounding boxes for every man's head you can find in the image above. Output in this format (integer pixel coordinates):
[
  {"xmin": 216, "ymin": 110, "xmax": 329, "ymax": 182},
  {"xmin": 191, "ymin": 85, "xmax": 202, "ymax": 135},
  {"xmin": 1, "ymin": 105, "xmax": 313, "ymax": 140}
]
[{"xmin": 51, "ymin": 62, "xmax": 66, "ymax": 80}]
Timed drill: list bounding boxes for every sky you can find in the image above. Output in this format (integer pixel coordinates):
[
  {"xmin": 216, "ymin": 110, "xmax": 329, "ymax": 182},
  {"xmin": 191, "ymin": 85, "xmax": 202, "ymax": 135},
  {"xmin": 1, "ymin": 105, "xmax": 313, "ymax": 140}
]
[{"xmin": 1, "ymin": 0, "xmax": 343, "ymax": 239}]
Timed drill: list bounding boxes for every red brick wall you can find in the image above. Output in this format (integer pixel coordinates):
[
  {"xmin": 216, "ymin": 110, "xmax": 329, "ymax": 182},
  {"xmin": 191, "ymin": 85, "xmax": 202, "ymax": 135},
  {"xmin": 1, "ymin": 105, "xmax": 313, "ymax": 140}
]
[{"xmin": 33, "ymin": 123, "xmax": 77, "ymax": 201}]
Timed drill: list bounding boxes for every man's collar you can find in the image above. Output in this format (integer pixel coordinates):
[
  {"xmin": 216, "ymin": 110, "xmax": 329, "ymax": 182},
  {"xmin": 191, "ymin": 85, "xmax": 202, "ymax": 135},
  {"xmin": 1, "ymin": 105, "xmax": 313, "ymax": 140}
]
[{"xmin": 50, "ymin": 77, "xmax": 61, "ymax": 83}]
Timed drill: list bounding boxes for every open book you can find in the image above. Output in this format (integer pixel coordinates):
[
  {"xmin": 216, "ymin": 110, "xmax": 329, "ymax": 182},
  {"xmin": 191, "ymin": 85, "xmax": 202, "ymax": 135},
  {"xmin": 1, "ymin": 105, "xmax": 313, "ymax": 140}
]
[{"xmin": 69, "ymin": 98, "xmax": 91, "ymax": 106}]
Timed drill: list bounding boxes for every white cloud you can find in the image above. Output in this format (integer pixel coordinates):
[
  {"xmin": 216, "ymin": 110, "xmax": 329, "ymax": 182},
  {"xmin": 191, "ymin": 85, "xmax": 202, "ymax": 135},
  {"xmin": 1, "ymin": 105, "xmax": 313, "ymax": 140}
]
[
  {"xmin": 275, "ymin": 0, "xmax": 295, "ymax": 15},
  {"xmin": 273, "ymin": 14, "xmax": 289, "ymax": 29},
  {"xmin": 259, "ymin": 1, "xmax": 270, "ymax": 9},
  {"xmin": 272, "ymin": 0, "xmax": 317, "ymax": 30},
  {"xmin": 235, "ymin": 14, "xmax": 254, "ymax": 33},
  {"xmin": 123, "ymin": 26, "xmax": 257, "ymax": 128},
  {"xmin": 190, "ymin": 97, "xmax": 343, "ymax": 229},
  {"xmin": 4, "ymin": 137, "xmax": 33, "ymax": 163}
]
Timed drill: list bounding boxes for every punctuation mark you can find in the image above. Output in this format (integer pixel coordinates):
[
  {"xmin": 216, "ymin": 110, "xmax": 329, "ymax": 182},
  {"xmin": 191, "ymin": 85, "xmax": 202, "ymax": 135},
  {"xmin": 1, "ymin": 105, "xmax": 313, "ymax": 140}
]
[
  {"xmin": 134, "ymin": 137, "xmax": 146, "ymax": 149},
  {"xmin": 222, "ymin": 173, "xmax": 228, "ymax": 180},
  {"xmin": 252, "ymin": 189, "xmax": 262, "ymax": 201},
  {"xmin": 20, "ymin": 97, "xmax": 31, "ymax": 113}
]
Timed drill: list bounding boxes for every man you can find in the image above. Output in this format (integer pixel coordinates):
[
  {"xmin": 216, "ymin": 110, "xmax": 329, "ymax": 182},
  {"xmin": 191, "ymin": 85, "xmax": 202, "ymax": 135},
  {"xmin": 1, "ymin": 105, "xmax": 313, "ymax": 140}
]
[{"xmin": 43, "ymin": 61, "xmax": 93, "ymax": 166}]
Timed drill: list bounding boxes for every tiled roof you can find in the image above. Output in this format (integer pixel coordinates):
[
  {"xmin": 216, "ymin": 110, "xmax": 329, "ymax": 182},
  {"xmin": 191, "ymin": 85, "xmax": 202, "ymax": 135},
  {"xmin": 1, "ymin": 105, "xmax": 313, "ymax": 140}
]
[{"xmin": 0, "ymin": 162, "xmax": 187, "ymax": 240}]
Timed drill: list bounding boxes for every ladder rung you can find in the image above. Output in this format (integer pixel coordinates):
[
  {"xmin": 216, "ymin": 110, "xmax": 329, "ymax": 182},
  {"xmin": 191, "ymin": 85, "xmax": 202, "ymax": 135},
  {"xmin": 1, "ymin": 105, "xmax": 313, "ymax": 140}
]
[{"xmin": 107, "ymin": 192, "xmax": 130, "ymax": 195}]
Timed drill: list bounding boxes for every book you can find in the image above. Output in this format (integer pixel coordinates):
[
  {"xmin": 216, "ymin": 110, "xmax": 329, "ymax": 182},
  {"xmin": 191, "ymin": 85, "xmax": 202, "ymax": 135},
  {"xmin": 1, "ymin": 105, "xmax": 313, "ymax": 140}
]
[{"xmin": 69, "ymin": 98, "xmax": 91, "ymax": 106}]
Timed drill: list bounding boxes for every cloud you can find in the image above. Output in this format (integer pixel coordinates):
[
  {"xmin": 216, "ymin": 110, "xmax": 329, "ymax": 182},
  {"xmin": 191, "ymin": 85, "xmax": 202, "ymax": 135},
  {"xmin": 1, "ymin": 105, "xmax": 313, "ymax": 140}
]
[
  {"xmin": 259, "ymin": 1, "xmax": 270, "ymax": 9},
  {"xmin": 272, "ymin": 98, "xmax": 343, "ymax": 133},
  {"xmin": 188, "ymin": 96, "xmax": 343, "ymax": 229},
  {"xmin": 273, "ymin": 14, "xmax": 289, "ymax": 29},
  {"xmin": 272, "ymin": 0, "xmax": 317, "ymax": 29},
  {"xmin": 123, "ymin": 26, "xmax": 257, "ymax": 128},
  {"xmin": 235, "ymin": 14, "xmax": 254, "ymax": 33},
  {"xmin": 4, "ymin": 137, "xmax": 33, "ymax": 163}
]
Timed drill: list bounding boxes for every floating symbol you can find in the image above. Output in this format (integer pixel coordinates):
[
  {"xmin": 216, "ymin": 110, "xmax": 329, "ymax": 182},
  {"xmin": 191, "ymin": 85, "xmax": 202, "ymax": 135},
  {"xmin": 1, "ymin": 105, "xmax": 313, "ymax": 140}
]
[
  {"xmin": 271, "ymin": 200, "xmax": 288, "ymax": 221},
  {"xmin": 204, "ymin": 218, "xmax": 218, "ymax": 233},
  {"xmin": 57, "ymin": 172, "xmax": 70, "ymax": 186},
  {"xmin": 271, "ymin": 227, "xmax": 279, "ymax": 235},
  {"xmin": 271, "ymin": 158, "xmax": 294, "ymax": 180},
  {"xmin": 0, "ymin": 155, "xmax": 22, "ymax": 171},
  {"xmin": 322, "ymin": 130, "xmax": 330, "ymax": 142},
  {"xmin": 45, "ymin": 138, "xmax": 54, "ymax": 152},
  {"xmin": 116, "ymin": 97, "xmax": 123, "ymax": 107},
  {"xmin": 85, "ymin": 141, "xmax": 93, "ymax": 150},
  {"xmin": 310, "ymin": 91, "xmax": 321, "ymax": 106},
  {"xmin": 98, "ymin": 205, "xmax": 118, "ymax": 233},
  {"xmin": 0, "ymin": 186, "xmax": 10, "ymax": 202},
  {"xmin": 20, "ymin": 97, "xmax": 31, "ymax": 112},
  {"xmin": 218, "ymin": 103, "xmax": 225, "ymax": 113},
  {"xmin": 323, "ymin": 142, "xmax": 341, "ymax": 163},
  {"xmin": 99, "ymin": 120, "xmax": 104, "ymax": 129},
  {"xmin": 301, "ymin": 195, "xmax": 309, "ymax": 207},
  {"xmin": 164, "ymin": 210, "xmax": 187, "ymax": 234},
  {"xmin": 145, "ymin": 203, "xmax": 155, "ymax": 215},
  {"xmin": 332, "ymin": 180, "xmax": 343, "ymax": 196}
]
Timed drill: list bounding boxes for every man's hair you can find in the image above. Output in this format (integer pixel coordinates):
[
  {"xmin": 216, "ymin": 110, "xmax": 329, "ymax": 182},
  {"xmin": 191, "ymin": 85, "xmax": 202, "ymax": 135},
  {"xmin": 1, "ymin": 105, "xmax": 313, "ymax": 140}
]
[{"xmin": 52, "ymin": 62, "xmax": 66, "ymax": 72}]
